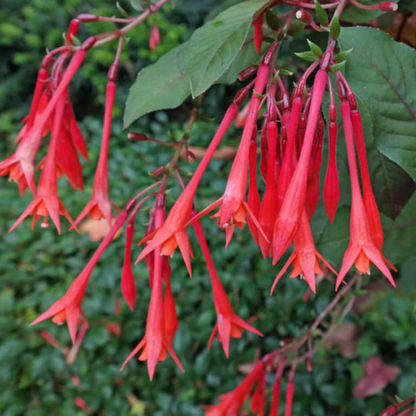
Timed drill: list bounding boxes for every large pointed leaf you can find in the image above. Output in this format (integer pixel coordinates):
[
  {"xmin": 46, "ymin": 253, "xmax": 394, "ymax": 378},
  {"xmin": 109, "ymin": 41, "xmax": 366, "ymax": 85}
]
[
  {"xmin": 338, "ymin": 28, "xmax": 416, "ymax": 182},
  {"xmin": 177, "ymin": 0, "xmax": 269, "ymax": 98},
  {"xmin": 123, "ymin": 45, "xmax": 191, "ymax": 128}
]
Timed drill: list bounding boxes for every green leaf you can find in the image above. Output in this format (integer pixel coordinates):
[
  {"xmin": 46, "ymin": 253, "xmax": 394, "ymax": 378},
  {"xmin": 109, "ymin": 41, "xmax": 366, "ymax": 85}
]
[
  {"xmin": 123, "ymin": 45, "xmax": 191, "ymax": 127},
  {"xmin": 295, "ymin": 51, "xmax": 318, "ymax": 62},
  {"xmin": 341, "ymin": 0, "xmax": 399, "ymax": 23},
  {"xmin": 177, "ymin": 0, "xmax": 269, "ymax": 98},
  {"xmin": 307, "ymin": 39, "xmax": 323, "ymax": 58},
  {"xmin": 330, "ymin": 15, "xmax": 340, "ymax": 39},
  {"xmin": 265, "ymin": 9, "xmax": 280, "ymax": 30},
  {"xmin": 339, "ymin": 27, "xmax": 416, "ymax": 182},
  {"xmin": 314, "ymin": 0, "xmax": 329, "ymax": 26},
  {"xmin": 334, "ymin": 48, "xmax": 353, "ymax": 63},
  {"xmin": 328, "ymin": 61, "xmax": 346, "ymax": 72}
]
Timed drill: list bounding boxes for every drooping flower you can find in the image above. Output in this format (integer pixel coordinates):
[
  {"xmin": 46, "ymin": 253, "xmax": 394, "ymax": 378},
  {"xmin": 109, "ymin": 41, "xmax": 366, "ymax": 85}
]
[
  {"xmin": 203, "ymin": 362, "xmax": 265, "ymax": 416},
  {"xmin": 136, "ymin": 101, "xmax": 240, "ymax": 273},
  {"xmin": 252, "ymin": 12, "xmax": 264, "ymax": 54},
  {"xmin": 335, "ymin": 100, "xmax": 395, "ymax": 290},
  {"xmin": 272, "ymin": 68, "xmax": 328, "ymax": 264},
  {"xmin": 192, "ymin": 216, "xmax": 262, "ymax": 357},
  {"xmin": 272, "ymin": 211, "xmax": 337, "ymax": 294},
  {"xmin": 247, "ymin": 133, "xmax": 261, "ymax": 244},
  {"xmin": 121, "ymin": 223, "xmax": 137, "ymax": 311},
  {"xmin": 121, "ymin": 207, "xmax": 184, "ymax": 380},
  {"xmin": 163, "ymin": 260, "xmax": 179, "ymax": 347},
  {"xmin": 323, "ymin": 102, "xmax": 340, "ymax": 223},
  {"xmin": 9, "ymin": 97, "xmax": 76, "ymax": 233},
  {"xmin": 30, "ymin": 210, "xmax": 129, "ymax": 343},
  {"xmin": 73, "ymin": 79, "xmax": 117, "ymax": 228}
]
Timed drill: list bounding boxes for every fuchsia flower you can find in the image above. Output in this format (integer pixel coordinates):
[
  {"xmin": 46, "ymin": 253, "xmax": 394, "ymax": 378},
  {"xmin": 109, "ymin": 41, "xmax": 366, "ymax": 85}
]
[
  {"xmin": 9, "ymin": 97, "xmax": 76, "ymax": 233},
  {"xmin": 121, "ymin": 223, "xmax": 137, "ymax": 311},
  {"xmin": 252, "ymin": 13, "xmax": 264, "ymax": 54},
  {"xmin": 121, "ymin": 200, "xmax": 184, "ymax": 380},
  {"xmin": 272, "ymin": 68, "xmax": 328, "ymax": 264},
  {"xmin": 203, "ymin": 362, "xmax": 265, "ymax": 415},
  {"xmin": 73, "ymin": 73, "xmax": 117, "ymax": 228},
  {"xmin": 335, "ymin": 100, "xmax": 395, "ymax": 290},
  {"xmin": 136, "ymin": 101, "xmax": 240, "ymax": 275},
  {"xmin": 247, "ymin": 133, "xmax": 261, "ymax": 244},
  {"xmin": 30, "ymin": 210, "xmax": 129, "ymax": 343},
  {"xmin": 272, "ymin": 211, "xmax": 337, "ymax": 294},
  {"xmin": 192, "ymin": 216, "xmax": 262, "ymax": 357}
]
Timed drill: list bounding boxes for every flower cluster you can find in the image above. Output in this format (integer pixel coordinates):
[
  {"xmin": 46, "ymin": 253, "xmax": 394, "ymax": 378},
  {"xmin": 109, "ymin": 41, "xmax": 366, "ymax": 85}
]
[{"xmin": 0, "ymin": 0, "xmax": 400, "ymax": 411}]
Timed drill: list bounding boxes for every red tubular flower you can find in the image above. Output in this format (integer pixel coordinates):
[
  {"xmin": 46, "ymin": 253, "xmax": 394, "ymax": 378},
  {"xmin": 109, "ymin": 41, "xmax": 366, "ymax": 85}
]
[
  {"xmin": 195, "ymin": 54, "xmax": 273, "ymax": 246},
  {"xmin": 192, "ymin": 216, "xmax": 262, "ymax": 357},
  {"xmin": 323, "ymin": 102, "xmax": 340, "ymax": 223},
  {"xmin": 253, "ymin": 13, "xmax": 264, "ymax": 54},
  {"xmin": 284, "ymin": 382, "xmax": 294, "ymax": 416},
  {"xmin": 276, "ymin": 95, "xmax": 303, "ymax": 211},
  {"xmin": 65, "ymin": 99, "xmax": 89, "ymax": 161},
  {"xmin": 121, "ymin": 206, "xmax": 184, "ymax": 380},
  {"xmin": 9, "ymin": 97, "xmax": 76, "ymax": 233},
  {"xmin": 136, "ymin": 101, "xmax": 240, "ymax": 274},
  {"xmin": 250, "ymin": 370, "xmax": 266, "ymax": 416},
  {"xmin": 149, "ymin": 25, "xmax": 161, "ymax": 51},
  {"xmin": 73, "ymin": 78, "xmax": 116, "ymax": 228},
  {"xmin": 247, "ymin": 132, "xmax": 261, "ymax": 244},
  {"xmin": 272, "ymin": 68, "xmax": 328, "ymax": 264},
  {"xmin": 30, "ymin": 210, "xmax": 129, "ymax": 343},
  {"xmin": 258, "ymin": 120, "xmax": 278, "ymax": 258},
  {"xmin": 270, "ymin": 358, "xmax": 285, "ymax": 416},
  {"xmin": 305, "ymin": 115, "xmax": 324, "ymax": 219},
  {"xmin": 203, "ymin": 362, "xmax": 264, "ymax": 415},
  {"xmin": 121, "ymin": 223, "xmax": 137, "ymax": 311},
  {"xmin": 335, "ymin": 101, "xmax": 395, "ymax": 290},
  {"xmin": 1, "ymin": 46, "xmax": 90, "ymax": 195},
  {"xmin": 349, "ymin": 97, "xmax": 384, "ymax": 251},
  {"xmin": 272, "ymin": 210, "xmax": 337, "ymax": 293},
  {"xmin": 163, "ymin": 260, "xmax": 179, "ymax": 347}
]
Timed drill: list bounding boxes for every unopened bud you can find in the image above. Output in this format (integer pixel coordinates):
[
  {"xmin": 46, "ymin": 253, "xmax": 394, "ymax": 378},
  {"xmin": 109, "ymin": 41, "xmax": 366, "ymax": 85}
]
[
  {"xmin": 234, "ymin": 86, "xmax": 250, "ymax": 105},
  {"xmin": 185, "ymin": 150, "xmax": 196, "ymax": 163},
  {"xmin": 108, "ymin": 63, "xmax": 118, "ymax": 82},
  {"xmin": 237, "ymin": 66, "xmax": 256, "ymax": 81},
  {"xmin": 329, "ymin": 104, "xmax": 337, "ymax": 123},
  {"xmin": 81, "ymin": 36, "xmax": 97, "ymax": 51},
  {"xmin": 67, "ymin": 19, "xmax": 80, "ymax": 43},
  {"xmin": 348, "ymin": 92, "xmax": 358, "ymax": 111},
  {"xmin": 128, "ymin": 132, "xmax": 149, "ymax": 141},
  {"xmin": 296, "ymin": 10, "xmax": 313, "ymax": 23},
  {"xmin": 151, "ymin": 166, "xmax": 166, "ymax": 177},
  {"xmin": 77, "ymin": 14, "xmax": 99, "ymax": 22},
  {"xmin": 262, "ymin": 47, "xmax": 274, "ymax": 65},
  {"xmin": 379, "ymin": 1, "xmax": 398, "ymax": 11}
]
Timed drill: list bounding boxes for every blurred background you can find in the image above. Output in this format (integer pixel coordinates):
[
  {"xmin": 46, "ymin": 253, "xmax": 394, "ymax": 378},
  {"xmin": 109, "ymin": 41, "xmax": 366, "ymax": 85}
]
[{"xmin": 1, "ymin": 0, "xmax": 416, "ymax": 415}]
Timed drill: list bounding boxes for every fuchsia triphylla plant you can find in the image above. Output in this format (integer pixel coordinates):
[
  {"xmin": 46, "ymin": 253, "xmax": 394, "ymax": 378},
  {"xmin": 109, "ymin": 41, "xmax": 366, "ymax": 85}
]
[{"xmin": 1, "ymin": 0, "xmax": 406, "ymax": 412}]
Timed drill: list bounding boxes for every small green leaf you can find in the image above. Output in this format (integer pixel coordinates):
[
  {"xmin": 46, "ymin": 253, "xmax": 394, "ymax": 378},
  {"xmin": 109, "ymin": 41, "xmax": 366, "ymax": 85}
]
[
  {"xmin": 314, "ymin": 0, "xmax": 329, "ymax": 26},
  {"xmin": 330, "ymin": 15, "xmax": 341, "ymax": 39},
  {"xmin": 263, "ymin": 36, "xmax": 276, "ymax": 44},
  {"xmin": 307, "ymin": 39, "xmax": 323, "ymax": 58},
  {"xmin": 116, "ymin": 2, "xmax": 130, "ymax": 17},
  {"xmin": 295, "ymin": 51, "xmax": 318, "ymax": 62},
  {"xmin": 265, "ymin": 9, "xmax": 280, "ymax": 30},
  {"xmin": 287, "ymin": 21, "xmax": 306, "ymax": 36},
  {"xmin": 279, "ymin": 69, "xmax": 294, "ymax": 76},
  {"xmin": 334, "ymin": 48, "xmax": 353, "ymax": 62},
  {"xmin": 328, "ymin": 61, "xmax": 346, "ymax": 72}
]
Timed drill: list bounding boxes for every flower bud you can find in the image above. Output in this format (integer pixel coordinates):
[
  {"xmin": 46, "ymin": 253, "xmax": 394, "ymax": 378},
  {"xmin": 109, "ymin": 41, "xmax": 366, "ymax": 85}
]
[
  {"xmin": 108, "ymin": 63, "xmax": 118, "ymax": 82},
  {"xmin": 81, "ymin": 36, "xmax": 97, "ymax": 51},
  {"xmin": 128, "ymin": 132, "xmax": 149, "ymax": 141},
  {"xmin": 296, "ymin": 10, "xmax": 313, "ymax": 23},
  {"xmin": 151, "ymin": 166, "xmax": 166, "ymax": 177},
  {"xmin": 379, "ymin": 1, "xmax": 398, "ymax": 11},
  {"xmin": 234, "ymin": 86, "xmax": 250, "ymax": 105},
  {"xmin": 77, "ymin": 14, "xmax": 99, "ymax": 22},
  {"xmin": 329, "ymin": 104, "xmax": 337, "ymax": 123},
  {"xmin": 238, "ymin": 66, "xmax": 257, "ymax": 81}
]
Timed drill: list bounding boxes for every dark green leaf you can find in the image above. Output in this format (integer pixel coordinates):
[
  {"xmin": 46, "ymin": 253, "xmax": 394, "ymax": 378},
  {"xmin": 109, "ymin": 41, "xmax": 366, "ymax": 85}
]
[
  {"xmin": 307, "ymin": 38, "xmax": 323, "ymax": 58},
  {"xmin": 328, "ymin": 61, "xmax": 346, "ymax": 72},
  {"xmin": 177, "ymin": 0, "xmax": 269, "ymax": 97},
  {"xmin": 334, "ymin": 48, "xmax": 353, "ymax": 63},
  {"xmin": 265, "ymin": 9, "xmax": 280, "ymax": 30},
  {"xmin": 339, "ymin": 27, "xmax": 416, "ymax": 181},
  {"xmin": 123, "ymin": 45, "xmax": 191, "ymax": 127},
  {"xmin": 314, "ymin": 0, "xmax": 329, "ymax": 26},
  {"xmin": 330, "ymin": 15, "xmax": 340, "ymax": 39}
]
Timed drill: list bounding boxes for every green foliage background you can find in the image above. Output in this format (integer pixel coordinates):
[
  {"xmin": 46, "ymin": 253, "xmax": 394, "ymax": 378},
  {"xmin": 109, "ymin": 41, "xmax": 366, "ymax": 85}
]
[{"xmin": 0, "ymin": 1, "xmax": 416, "ymax": 415}]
